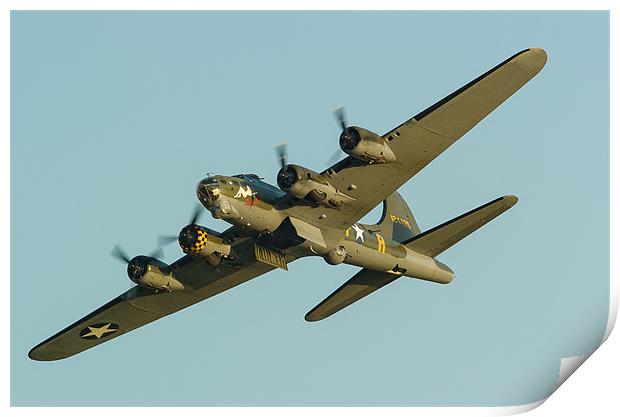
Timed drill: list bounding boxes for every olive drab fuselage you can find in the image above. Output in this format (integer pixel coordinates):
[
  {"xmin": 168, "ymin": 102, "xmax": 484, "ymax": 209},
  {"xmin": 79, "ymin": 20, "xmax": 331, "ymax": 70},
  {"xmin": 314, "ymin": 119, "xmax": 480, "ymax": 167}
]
[
  {"xmin": 30, "ymin": 48, "xmax": 540, "ymax": 360},
  {"xmin": 196, "ymin": 174, "xmax": 454, "ymax": 284}
]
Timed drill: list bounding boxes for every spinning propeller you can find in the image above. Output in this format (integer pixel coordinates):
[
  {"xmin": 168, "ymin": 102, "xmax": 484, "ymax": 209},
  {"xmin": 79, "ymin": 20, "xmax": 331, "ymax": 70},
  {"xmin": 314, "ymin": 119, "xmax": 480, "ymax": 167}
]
[
  {"xmin": 110, "ymin": 245, "xmax": 163, "ymax": 264},
  {"xmin": 275, "ymin": 143, "xmax": 288, "ymax": 168},
  {"xmin": 273, "ymin": 107, "xmax": 349, "ymax": 169},
  {"xmin": 156, "ymin": 203, "xmax": 205, "ymax": 248},
  {"xmin": 327, "ymin": 106, "xmax": 348, "ymax": 165},
  {"xmin": 334, "ymin": 106, "xmax": 348, "ymax": 131},
  {"xmin": 111, "ymin": 244, "xmax": 163, "ymax": 285}
]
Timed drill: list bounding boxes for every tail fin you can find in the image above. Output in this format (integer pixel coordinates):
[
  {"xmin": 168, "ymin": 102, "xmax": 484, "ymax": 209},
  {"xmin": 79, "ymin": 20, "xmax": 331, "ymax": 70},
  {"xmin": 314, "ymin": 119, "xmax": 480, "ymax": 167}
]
[
  {"xmin": 365, "ymin": 191, "xmax": 420, "ymax": 243},
  {"xmin": 403, "ymin": 195, "xmax": 518, "ymax": 257}
]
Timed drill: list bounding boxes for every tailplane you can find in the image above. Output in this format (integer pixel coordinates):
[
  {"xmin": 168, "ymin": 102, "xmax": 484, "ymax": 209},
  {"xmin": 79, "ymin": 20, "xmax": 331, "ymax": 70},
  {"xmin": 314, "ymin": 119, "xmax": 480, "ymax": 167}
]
[
  {"xmin": 306, "ymin": 195, "xmax": 518, "ymax": 322},
  {"xmin": 403, "ymin": 195, "xmax": 518, "ymax": 257}
]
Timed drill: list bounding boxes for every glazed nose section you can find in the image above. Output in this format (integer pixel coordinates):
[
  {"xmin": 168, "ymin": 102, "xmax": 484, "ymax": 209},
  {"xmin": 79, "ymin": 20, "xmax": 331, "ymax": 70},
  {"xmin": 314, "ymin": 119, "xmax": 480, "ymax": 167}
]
[
  {"xmin": 196, "ymin": 181, "xmax": 209, "ymax": 203},
  {"xmin": 196, "ymin": 178, "xmax": 220, "ymax": 207}
]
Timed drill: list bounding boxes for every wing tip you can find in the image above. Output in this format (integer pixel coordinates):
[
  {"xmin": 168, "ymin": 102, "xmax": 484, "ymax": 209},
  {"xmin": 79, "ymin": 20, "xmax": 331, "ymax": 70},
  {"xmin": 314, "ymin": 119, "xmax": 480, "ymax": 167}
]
[
  {"xmin": 28, "ymin": 346, "xmax": 62, "ymax": 361},
  {"xmin": 521, "ymin": 47, "xmax": 548, "ymax": 74},
  {"xmin": 28, "ymin": 346, "xmax": 51, "ymax": 361},
  {"xmin": 529, "ymin": 47, "xmax": 547, "ymax": 57},
  {"xmin": 304, "ymin": 311, "xmax": 324, "ymax": 322},
  {"xmin": 28, "ymin": 340, "xmax": 74, "ymax": 361},
  {"xmin": 27, "ymin": 347, "xmax": 39, "ymax": 361},
  {"xmin": 503, "ymin": 194, "xmax": 519, "ymax": 207}
]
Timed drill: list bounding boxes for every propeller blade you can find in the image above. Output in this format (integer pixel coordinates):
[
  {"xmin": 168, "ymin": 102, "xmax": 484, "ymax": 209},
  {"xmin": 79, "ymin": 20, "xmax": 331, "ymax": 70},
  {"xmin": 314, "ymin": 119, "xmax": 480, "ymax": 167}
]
[
  {"xmin": 111, "ymin": 245, "xmax": 131, "ymax": 264},
  {"xmin": 148, "ymin": 247, "xmax": 164, "ymax": 259},
  {"xmin": 157, "ymin": 235, "xmax": 178, "ymax": 247},
  {"xmin": 333, "ymin": 106, "xmax": 347, "ymax": 131},
  {"xmin": 153, "ymin": 204, "xmax": 204, "ymax": 251},
  {"xmin": 326, "ymin": 148, "xmax": 344, "ymax": 166},
  {"xmin": 189, "ymin": 203, "xmax": 203, "ymax": 225},
  {"xmin": 275, "ymin": 143, "xmax": 288, "ymax": 168}
]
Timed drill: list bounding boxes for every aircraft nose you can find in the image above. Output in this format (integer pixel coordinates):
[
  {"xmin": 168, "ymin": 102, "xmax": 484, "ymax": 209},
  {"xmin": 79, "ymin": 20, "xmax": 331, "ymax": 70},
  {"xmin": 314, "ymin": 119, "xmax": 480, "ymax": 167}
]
[
  {"xmin": 196, "ymin": 181, "xmax": 208, "ymax": 201},
  {"xmin": 196, "ymin": 179, "xmax": 219, "ymax": 206}
]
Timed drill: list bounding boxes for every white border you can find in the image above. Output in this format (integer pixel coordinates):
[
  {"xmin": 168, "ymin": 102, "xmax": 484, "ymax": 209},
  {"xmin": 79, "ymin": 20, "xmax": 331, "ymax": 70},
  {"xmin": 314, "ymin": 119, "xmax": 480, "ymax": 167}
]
[{"xmin": 4, "ymin": 1, "xmax": 617, "ymax": 416}]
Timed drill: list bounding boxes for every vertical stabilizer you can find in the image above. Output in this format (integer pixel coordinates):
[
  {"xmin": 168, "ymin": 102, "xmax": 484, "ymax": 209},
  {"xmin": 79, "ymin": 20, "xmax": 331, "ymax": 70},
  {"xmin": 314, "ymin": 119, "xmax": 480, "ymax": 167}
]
[{"xmin": 365, "ymin": 192, "xmax": 420, "ymax": 243}]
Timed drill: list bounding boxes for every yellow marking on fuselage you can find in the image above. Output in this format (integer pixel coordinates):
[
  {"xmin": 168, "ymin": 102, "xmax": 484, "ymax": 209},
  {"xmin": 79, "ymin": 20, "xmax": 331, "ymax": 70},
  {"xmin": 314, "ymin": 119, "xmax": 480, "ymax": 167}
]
[
  {"xmin": 376, "ymin": 233, "xmax": 386, "ymax": 253},
  {"xmin": 390, "ymin": 214, "xmax": 412, "ymax": 230}
]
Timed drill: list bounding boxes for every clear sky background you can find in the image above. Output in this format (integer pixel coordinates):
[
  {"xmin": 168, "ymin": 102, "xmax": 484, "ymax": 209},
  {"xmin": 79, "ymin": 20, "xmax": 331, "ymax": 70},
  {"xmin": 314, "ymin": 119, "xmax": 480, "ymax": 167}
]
[{"xmin": 11, "ymin": 11, "xmax": 609, "ymax": 406}]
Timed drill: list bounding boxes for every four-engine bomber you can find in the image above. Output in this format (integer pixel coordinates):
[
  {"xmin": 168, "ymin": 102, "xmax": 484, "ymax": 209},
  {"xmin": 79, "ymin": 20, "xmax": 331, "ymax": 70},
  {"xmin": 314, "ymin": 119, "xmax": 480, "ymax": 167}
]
[{"xmin": 29, "ymin": 48, "xmax": 547, "ymax": 361}]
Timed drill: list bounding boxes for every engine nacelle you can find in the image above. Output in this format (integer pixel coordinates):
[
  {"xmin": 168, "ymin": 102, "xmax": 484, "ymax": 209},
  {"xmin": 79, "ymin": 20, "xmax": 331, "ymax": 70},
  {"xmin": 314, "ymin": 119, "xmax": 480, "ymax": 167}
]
[
  {"xmin": 339, "ymin": 126, "xmax": 396, "ymax": 164},
  {"xmin": 277, "ymin": 164, "xmax": 353, "ymax": 207},
  {"xmin": 178, "ymin": 224, "xmax": 232, "ymax": 261},
  {"xmin": 324, "ymin": 246, "xmax": 346, "ymax": 265},
  {"xmin": 127, "ymin": 256, "xmax": 184, "ymax": 292}
]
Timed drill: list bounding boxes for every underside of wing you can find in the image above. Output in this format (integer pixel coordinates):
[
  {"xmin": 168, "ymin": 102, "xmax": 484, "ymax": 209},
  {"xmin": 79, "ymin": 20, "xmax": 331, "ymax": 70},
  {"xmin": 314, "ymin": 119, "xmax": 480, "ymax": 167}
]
[
  {"xmin": 29, "ymin": 238, "xmax": 276, "ymax": 361},
  {"xmin": 285, "ymin": 48, "xmax": 546, "ymax": 230},
  {"xmin": 305, "ymin": 269, "xmax": 400, "ymax": 322}
]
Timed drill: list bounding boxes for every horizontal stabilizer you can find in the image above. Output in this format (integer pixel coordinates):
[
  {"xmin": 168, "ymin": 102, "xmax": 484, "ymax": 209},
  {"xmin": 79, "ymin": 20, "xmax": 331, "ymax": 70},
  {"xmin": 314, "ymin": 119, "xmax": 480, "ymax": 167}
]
[
  {"xmin": 403, "ymin": 195, "xmax": 518, "ymax": 257},
  {"xmin": 305, "ymin": 269, "xmax": 399, "ymax": 322}
]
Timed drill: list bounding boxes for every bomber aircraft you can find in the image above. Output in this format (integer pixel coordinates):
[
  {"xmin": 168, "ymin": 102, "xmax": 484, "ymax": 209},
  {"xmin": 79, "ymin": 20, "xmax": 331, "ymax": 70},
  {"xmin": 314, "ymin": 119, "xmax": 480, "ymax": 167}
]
[{"xmin": 29, "ymin": 48, "xmax": 547, "ymax": 360}]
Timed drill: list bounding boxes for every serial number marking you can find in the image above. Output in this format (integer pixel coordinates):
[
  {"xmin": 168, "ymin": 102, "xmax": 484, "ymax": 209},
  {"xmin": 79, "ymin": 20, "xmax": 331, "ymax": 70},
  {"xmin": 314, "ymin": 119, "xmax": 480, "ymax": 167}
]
[{"xmin": 390, "ymin": 214, "xmax": 412, "ymax": 230}]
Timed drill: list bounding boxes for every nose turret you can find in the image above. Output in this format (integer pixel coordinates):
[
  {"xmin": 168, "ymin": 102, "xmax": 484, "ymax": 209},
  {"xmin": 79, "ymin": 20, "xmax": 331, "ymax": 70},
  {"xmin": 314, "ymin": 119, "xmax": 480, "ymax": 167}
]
[{"xmin": 197, "ymin": 177, "xmax": 220, "ymax": 207}]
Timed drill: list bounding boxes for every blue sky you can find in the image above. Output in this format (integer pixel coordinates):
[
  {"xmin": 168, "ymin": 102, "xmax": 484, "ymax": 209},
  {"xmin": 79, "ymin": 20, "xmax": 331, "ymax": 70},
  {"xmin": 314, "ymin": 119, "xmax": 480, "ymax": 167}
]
[{"xmin": 11, "ymin": 11, "xmax": 609, "ymax": 406}]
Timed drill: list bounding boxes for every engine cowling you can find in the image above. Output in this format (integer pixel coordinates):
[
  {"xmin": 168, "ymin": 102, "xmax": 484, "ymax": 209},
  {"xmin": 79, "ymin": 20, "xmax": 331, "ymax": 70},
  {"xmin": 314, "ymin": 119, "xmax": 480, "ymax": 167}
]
[
  {"xmin": 127, "ymin": 256, "xmax": 184, "ymax": 292},
  {"xmin": 339, "ymin": 126, "xmax": 396, "ymax": 164},
  {"xmin": 277, "ymin": 164, "xmax": 352, "ymax": 207},
  {"xmin": 178, "ymin": 224, "xmax": 231, "ymax": 263}
]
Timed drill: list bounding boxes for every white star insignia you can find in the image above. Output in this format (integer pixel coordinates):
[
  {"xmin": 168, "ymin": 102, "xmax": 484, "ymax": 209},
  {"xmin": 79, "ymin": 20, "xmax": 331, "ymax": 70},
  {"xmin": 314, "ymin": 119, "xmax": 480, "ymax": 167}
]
[
  {"xmin": 81, "ymin": 323, "xmax": 118, "ymax": 339},
  {"xmin": 352, "ymin": 224, "xmax": 365, "ymax": 243}
]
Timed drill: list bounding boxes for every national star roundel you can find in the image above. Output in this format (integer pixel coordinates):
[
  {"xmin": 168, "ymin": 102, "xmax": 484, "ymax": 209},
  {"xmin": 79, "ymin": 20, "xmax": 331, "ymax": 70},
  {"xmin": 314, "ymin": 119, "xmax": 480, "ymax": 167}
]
[{"xmin": 79, "ymin": 322, "xmax": 120, "ymax": 340}]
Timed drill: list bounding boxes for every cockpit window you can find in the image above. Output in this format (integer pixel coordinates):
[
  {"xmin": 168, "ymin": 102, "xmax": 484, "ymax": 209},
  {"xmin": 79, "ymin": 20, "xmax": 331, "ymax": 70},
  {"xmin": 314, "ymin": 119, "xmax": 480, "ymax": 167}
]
[{"xmin": 233, "ymin": 173, "xmax": 260, "ymax": 181}]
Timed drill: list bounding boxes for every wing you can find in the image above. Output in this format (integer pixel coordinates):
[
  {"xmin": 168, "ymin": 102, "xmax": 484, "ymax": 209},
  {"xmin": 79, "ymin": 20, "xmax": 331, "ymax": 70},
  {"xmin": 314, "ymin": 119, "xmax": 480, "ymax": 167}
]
[
  {"xmin": 288, "ymin": 48, "xmax": 547, "ymax": 230},
  {"xmin": 29, "ymin": 237, "xmax": 276, "ymax": 361},
  {"xmin": 305, "ymin": 269, "xmax": 400, "ymax": 322}
]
